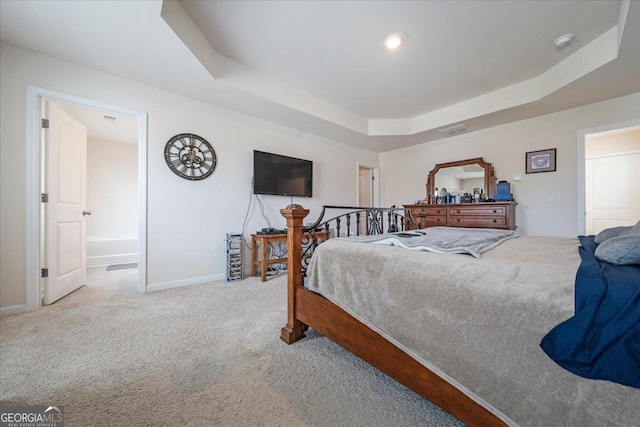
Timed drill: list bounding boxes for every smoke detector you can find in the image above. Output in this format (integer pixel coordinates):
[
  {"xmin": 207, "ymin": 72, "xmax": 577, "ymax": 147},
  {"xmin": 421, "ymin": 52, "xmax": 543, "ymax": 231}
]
[
  {"xmin": 438, "ymin": 124, "xmax": 469, "ymax": 137},
  {"xmin": 553, "ymin": 34, "xmax": 573, "ymax": 48}
]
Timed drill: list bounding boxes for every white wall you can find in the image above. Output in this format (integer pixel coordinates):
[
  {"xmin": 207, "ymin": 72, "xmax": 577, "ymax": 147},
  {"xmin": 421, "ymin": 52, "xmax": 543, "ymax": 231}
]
[
  {"xmin": 87, "ymin": 138, "xmax": 138, "ymax": 238},
  {"xmin": 381, "ymin": 92, "xmax": 640, "ymax": 236},
  {"xmin": 86, "ymin": 137, "xmax": 139, "ymax": 267},
  {"xmin": 584, "ymin": 126, "xmax": 640, "ymax": 234},
  {"xmin": 434, "ymin": 175, "xmax": 460, "ymax": 194},
  {"xmin": 0, "ymin": 43, "xmax": 378, "ymax": 310},
  {"xmin": 2, "ymin": 40, "xmax": 638, "ymax": 312}
]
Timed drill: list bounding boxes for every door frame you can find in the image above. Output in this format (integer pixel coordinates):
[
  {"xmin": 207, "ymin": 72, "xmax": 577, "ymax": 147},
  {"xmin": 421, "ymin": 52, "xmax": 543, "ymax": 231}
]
[
  {"xmin": 356, "ymin": 163, "xmax": 379, "ymax": 207},
  {"xmin": 26, "ymin": 85, "xmax": 148, "ymax": 312},
  {"xmin": 577, "ymin": 118, "xmax": 640, "ymax": 235}
]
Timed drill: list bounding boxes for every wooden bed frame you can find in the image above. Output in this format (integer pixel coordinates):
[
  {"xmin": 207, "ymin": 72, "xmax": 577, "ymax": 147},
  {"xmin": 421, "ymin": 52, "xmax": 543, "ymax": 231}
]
[{"xmin": 279, "ymin": 204, "xmax": 508, "ymax": 427}]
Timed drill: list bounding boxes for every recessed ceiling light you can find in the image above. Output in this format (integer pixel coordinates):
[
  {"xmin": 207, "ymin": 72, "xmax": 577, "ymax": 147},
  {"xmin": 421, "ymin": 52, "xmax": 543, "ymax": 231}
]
[
  {"xmin": 385, "ymin": 34, "xmax": 403, "ymax": 50},
  {"xmin": 553, "ymin": 33, "xmax": 573, "ymax": 48},
  {"xmin": 103, "ymin": 115, "xmax": 117, "ymax": 122}
]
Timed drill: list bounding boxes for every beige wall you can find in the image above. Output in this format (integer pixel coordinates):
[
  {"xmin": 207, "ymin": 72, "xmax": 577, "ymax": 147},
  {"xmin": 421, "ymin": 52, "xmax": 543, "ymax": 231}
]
[
  {"xmin": 460, "ymin": 178, "xmax": 485, "ymax": 195},
  {"xmin": 0, "ymin": 43, "xmax": 379, "ymax": 312},
  {"xmin": 585, "ymin": 126, "xmax": 640, "ymax": 157},
  {"xmin": 381, "ymin": 93, "xmax": 640, "ymax": 236}
]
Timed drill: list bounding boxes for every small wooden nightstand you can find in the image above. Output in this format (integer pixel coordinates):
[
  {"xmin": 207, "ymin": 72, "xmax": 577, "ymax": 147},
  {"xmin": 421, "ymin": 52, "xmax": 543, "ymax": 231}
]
[
  {"xmin": 251, "ymin": 231, "xmax": 327, "ymax": 282},
  {"xmin": 251, "ymin": 234, "xmax": 288, "ymax": 282}
]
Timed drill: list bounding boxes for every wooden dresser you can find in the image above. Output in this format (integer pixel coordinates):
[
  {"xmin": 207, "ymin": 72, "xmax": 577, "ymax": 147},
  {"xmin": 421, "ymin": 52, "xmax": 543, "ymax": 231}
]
[{"xmin": 403, "ymin": 202, "xmax": 517, "ymax": 230}]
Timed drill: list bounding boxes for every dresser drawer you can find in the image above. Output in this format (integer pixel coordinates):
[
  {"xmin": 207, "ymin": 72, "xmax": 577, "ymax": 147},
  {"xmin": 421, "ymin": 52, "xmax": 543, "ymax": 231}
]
[
  {"xmin": 421, "ymin": 216, "xmax": 446, "ymax": 226},
  {"xmin": 411, "ymin": 207, "xmax": 445, "ymax": 217},
  {"xmin": 450, "ymin": 216, "xmax": 506, "ymax": 227},
  {"xmin": 450, "ymin": 206, "xmax": 506, "ymax": 216}
]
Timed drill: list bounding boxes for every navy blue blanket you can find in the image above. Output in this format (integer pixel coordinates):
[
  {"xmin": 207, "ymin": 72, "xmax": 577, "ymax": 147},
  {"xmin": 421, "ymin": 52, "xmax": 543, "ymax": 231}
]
[{"xmin": 540, "ymin": 235, "xmax": 640, "ymax": 388}]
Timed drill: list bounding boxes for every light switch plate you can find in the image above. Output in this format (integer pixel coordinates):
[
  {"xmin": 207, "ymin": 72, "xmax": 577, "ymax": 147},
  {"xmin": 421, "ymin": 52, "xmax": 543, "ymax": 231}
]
[
  {"xmin": 547, "ymin": 193, "xmax": 560, "ymax": 202},
  {"xmin": 514, "ymin": 173, "xmax": 522, "ymax": 181}
]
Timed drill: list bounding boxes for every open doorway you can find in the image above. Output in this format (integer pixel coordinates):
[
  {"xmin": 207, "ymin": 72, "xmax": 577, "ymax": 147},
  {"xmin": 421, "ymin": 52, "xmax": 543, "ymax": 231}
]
[
  {"xmin": 357, "ymin": 164, "xmax": 379, "ymax": 235},
  {"xmin": 357, "ymin": 164, "xmax": 379, "ymax": 208},
  {"xmin": 50, "ymin": 101, "xmax": 140, "ymax": 304},
  {"xmin": 25, "ymin": 86, "xmax": 148, "ymax": 312},
  {"xmin": 578, "ymin": 120, "xmax": 640, "ymax": 235}
]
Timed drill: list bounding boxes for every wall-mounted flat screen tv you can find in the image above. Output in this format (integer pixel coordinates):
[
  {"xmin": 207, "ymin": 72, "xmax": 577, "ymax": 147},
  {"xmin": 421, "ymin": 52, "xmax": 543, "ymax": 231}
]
[{"xmin": 253, "ymin": 150, "xmax": 313, "ymax": 197}]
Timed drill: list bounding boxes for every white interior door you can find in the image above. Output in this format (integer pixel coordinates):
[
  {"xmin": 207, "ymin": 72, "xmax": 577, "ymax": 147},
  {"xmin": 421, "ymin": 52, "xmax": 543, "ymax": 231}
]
[
  {"xmin": 359, "ymin": 168, "xmax": 373, "ymax": 207},
  {"xmin": 585, "ymin": 153, "xmax": 640, "ymax": 235},
  {"xmin": 358, "ymin": 167, "xmax": 374, "ymax": 236},
  {"xmin": 43, "ymin": 102, "xmax": 88, "ymax": 305}
]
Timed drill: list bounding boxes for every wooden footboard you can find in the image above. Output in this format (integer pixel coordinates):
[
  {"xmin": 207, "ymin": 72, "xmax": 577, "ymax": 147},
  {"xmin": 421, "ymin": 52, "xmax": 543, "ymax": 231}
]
[{"xmin": 279, "ymin": 205, "xmax": 507, "ymax": 427}]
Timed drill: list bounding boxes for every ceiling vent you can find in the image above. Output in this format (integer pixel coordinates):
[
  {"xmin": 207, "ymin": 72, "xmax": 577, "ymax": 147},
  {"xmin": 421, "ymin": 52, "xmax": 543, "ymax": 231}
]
[{"xmin": 439, "ymin": 124, "xmax": 469, "ymax": 137}]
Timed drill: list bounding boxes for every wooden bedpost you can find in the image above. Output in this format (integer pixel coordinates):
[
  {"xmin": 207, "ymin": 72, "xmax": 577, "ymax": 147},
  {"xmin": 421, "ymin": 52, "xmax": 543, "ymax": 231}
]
[{"xmin": 280, "ymin": 204, "xmax": 309, "ymax": 344}]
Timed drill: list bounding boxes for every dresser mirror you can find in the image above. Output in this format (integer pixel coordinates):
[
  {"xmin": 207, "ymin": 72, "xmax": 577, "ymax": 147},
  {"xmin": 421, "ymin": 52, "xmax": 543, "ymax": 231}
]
[{"xmin": 426, "ymin": 158, "xmax": 495, "ymax": 200}]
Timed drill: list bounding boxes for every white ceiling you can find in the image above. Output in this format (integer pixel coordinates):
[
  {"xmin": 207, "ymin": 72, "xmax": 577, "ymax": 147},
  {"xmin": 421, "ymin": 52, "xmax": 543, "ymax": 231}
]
[
  {"xmin": 182, "ymin": 0, "xmax": 619, "ymax": 119},
  {"xmin": 59, "ymin": 103, "xmax": 138, "ymax": 145},
  {"xmin": 1, "ymin": 1, "xmax": 639, "ymax": 152}
]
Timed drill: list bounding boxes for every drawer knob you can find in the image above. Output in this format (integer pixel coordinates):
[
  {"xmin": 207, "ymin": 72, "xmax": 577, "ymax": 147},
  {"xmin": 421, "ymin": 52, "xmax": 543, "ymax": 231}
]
[
  {"xmin": 493, "ymin": 210, "xmax": 497, "ymax": 213},
  {"xmin": 456, "ymin": 210, "xmax": 460, "ymax": 213},
  {"xmin": 493, "ymin": 219, "xmax": 497, "ymax": 223},
  {"xmin": 437, "ymin": 210, "xmax": 441, "ymax": 214},
  {"xmin": 456, "ymin": 219, "xmax": 460, "ymax": 222}
]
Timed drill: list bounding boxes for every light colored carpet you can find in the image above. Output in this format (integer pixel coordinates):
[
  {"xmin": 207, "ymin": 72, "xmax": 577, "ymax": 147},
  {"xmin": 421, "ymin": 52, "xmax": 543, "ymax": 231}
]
[{"xmin": 0, "ymin": 276, "xmax": 463, "ymax": 427}]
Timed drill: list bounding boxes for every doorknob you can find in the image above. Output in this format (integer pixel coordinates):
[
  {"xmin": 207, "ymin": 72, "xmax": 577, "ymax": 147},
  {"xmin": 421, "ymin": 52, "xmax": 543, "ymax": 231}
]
[{"xmin": 83, "ymin": 210, "xmax": 92, "ymax": 216}]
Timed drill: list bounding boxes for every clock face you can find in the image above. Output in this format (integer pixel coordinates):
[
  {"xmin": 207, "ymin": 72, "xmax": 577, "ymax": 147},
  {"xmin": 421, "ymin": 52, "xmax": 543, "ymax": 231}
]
[{"xmin": 164, "ymin": 133, "xmax": 217, "ymax": 181}]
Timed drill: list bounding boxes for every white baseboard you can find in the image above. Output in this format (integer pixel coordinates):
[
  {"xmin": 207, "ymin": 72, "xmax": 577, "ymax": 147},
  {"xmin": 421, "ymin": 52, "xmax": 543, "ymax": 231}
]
[
  {"xmin": 146, "ymin": 273, "xmax": 225, "ymax": 293},
  {"xmin": 86, "ymin": 237, "xmax": 138, "ymax": 267},
  {"xmin": 87, "ymin": 253, "xmax": 138, "ymax": 268},
  {"xmin": 0, "ymin": 305, "xmax": 27, "ymax": 317}
]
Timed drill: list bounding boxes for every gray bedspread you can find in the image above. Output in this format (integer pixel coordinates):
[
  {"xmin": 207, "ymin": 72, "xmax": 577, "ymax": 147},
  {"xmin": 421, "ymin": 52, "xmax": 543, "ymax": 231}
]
[
  {"xmin": 307, "ymin": 235, "xmax": 640, "ymax": 427},
  {"xmin": 337, "ymin": 227, "xmax": 519, "ymax": 258}
]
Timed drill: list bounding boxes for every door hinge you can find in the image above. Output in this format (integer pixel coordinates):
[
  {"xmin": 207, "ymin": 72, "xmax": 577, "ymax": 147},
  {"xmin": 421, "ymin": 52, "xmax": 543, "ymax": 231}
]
[
  {"xmin": 41, "ymin": 193, "xmax": 49, "ymax": 203},
  {"xmin": 42, "ymin": 118, "xmax": 50, "ymax": 128},
  {"xmin": 41, "ymin": 268, "xmax": 49, "ymax": 278}
]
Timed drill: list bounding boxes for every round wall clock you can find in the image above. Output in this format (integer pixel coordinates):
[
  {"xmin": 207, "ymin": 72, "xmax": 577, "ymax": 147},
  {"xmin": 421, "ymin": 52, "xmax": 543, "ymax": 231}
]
[{"xmin": 164, "ymin": 133, "xmax": 217, "ymax": 181}]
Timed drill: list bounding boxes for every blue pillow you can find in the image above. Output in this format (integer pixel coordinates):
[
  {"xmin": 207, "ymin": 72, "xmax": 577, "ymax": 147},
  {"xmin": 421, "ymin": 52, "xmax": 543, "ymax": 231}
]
[
  {"xmin": 594, "ymin": 225, "xmax": 632, "ymax": 244},
  {"xmin": 594, "ymin": 235, "xmax": 640, "ymax": 265}
]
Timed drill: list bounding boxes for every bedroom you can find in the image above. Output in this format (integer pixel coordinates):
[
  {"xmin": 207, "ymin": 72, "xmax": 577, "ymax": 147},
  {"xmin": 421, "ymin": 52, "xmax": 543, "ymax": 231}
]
[{"xmin": 1, "ymin": 1, "xmax": 639, "ymax": 426}]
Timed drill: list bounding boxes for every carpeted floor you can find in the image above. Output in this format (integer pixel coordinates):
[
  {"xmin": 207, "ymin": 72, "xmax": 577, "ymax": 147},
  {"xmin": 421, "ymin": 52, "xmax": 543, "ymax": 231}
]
[{"xmin": 0, "ymin": 275, "xmax": 464, "ymax": 427}]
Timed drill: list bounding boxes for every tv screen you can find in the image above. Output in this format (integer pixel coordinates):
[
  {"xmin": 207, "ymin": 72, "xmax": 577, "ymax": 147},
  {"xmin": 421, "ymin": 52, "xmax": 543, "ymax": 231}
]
[{"xmin": 253, "ymin": 151, "xmax": 313, "ymax": 197}]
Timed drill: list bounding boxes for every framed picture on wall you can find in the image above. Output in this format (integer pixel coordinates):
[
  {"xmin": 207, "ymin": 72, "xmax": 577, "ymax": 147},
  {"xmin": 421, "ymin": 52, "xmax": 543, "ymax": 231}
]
[{"xmin": 526, "ymin": 148, "xmax": 556, "ymax": 174}]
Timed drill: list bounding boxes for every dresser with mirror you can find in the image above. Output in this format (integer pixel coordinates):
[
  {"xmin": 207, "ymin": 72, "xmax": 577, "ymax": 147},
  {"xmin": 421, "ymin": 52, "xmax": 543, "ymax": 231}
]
[{"xmin": 403, "ymin": 158, "xmax": 517, "ymax": 230}]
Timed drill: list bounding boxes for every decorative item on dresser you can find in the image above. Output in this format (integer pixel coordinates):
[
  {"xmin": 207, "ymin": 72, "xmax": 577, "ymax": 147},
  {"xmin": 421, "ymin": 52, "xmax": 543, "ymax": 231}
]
[{"xmin": 406, "ymin": 157, "xmax": 516, "ymax": 229}]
